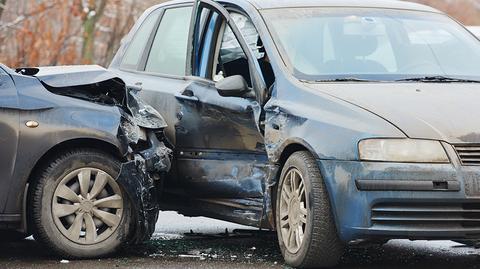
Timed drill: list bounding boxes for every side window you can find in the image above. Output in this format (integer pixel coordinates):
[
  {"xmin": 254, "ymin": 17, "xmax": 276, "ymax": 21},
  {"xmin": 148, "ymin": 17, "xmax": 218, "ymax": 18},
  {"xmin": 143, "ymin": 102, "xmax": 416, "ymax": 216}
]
[
  {"xmin": 145, "ymin": 7, "xmax": 193, "ymax": 76},
  {"xmin": 215, "ymin": 23, "xmax": 252, "ymax": 85},
  {"xmin": 219, "ymin": 13, "xmax": 263, "ymax": 65},
  {"xmin": 214, "ymin": 13, "xmax": 275, "ymax": 88},
  {"xmin": 121, "ymin": 10, "xmax": 160, "ymax": 70}
]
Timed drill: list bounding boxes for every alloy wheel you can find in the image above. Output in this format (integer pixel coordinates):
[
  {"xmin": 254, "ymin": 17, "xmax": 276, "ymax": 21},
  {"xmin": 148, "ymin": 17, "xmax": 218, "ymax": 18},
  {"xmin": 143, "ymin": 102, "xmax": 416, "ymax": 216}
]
[
  {"xmin": 52, "ymin": 168, "xmax": 123, "ymax": 245},
  {"xmin": 279, "ymin": 168, "xmax": 308, "ymax": 254}
]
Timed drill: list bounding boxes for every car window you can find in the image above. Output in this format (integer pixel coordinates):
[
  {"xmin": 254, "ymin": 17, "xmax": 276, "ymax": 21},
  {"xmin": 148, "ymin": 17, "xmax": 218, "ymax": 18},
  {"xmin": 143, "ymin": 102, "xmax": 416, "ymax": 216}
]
[
  {"xmin": 213, "ymin": 13, "xmax": 265, "ymax": 87},
  {"xmin": 263, "ymin": 8, "xmax": 480, "ymax": 81},
  {"xmin": 121, "ymin": 9, "xmax": 160, "ymax": 70},
  {"xmin": 145, "ymin": 6, "xmax": 193, "ymax": 76},
  {"xmin": 219, "ymin": 13, "xmax": 263, "ymax": 65}
]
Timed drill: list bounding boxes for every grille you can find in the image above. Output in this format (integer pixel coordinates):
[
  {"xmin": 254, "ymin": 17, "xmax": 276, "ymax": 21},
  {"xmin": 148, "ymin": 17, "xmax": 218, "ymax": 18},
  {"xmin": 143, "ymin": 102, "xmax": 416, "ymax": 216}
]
[
  {"xmin": 371, "ymin": 203, "xmax": 480, "ymax": 230},
  {"xmin": 454, "ymin": 145, "xmax": 480, "ymax": 166}
]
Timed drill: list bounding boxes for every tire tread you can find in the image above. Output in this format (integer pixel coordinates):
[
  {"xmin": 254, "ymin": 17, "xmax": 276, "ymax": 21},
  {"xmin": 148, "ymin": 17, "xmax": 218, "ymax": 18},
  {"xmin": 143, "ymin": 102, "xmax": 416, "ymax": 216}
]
[{"xmin": 278, "ymin": 151, "xmax": 344, "ymax": 268}]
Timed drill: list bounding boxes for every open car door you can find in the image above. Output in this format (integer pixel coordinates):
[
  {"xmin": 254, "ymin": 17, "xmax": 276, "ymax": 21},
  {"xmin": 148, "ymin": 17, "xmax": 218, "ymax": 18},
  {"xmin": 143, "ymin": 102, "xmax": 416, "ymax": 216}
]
[
  {"xmin": 171, "ymin": 0, "xmax": 276, "ymax": 228},
  {"xmin": 188, "ymin": 0, "xmax": 268, "ymax": 127}
]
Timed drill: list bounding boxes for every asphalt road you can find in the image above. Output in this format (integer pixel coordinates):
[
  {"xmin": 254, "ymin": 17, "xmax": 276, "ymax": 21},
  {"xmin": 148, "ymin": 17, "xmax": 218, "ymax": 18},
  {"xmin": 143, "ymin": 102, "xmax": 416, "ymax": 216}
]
[{"xmin": 2, "ymin": 211, "xmax": 480, "ymax": 269}]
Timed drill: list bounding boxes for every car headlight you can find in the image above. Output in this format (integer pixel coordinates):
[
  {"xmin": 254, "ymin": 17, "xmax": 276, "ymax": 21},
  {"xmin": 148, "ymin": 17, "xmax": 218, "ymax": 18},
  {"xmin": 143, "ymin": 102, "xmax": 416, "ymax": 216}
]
[{"xmin": 358, "ymin": 139, "xmax": 449, "ymax": 163}]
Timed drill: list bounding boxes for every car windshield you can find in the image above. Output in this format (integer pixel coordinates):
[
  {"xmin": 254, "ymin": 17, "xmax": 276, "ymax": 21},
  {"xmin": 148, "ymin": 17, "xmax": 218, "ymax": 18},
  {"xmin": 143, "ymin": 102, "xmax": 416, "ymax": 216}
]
[{"xmin": 262, "ymin": 8, "xmax": 480, "ymax": 82}]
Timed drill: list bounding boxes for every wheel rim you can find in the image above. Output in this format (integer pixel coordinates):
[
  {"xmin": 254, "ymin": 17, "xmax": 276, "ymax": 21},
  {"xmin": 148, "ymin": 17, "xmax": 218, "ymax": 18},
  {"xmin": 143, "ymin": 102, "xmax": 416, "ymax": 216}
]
[
  {"xmin": 52, "ymin": 168, "xmax": 123, "ymax": 245},
  {"xmin": 279, "ymin": 168, "xmax": 307, "ymax": 254}
]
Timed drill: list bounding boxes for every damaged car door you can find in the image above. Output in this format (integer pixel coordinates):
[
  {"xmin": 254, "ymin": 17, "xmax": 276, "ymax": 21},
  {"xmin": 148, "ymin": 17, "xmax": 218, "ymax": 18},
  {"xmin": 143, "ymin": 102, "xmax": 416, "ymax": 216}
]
[{"xmin": 172, "ymin": 0, "xmax": 272, "ymax": 226}]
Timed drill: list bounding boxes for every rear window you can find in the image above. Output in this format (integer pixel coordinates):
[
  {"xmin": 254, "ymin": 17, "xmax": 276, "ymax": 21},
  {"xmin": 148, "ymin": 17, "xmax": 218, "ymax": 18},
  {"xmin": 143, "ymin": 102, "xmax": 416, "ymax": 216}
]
[
  {"xmin": 121, "ymin": 10, "xmax": 160, "ymax": 70},
  {"xmin": 145, "ymin": 7, "xmax": 193, "ymax": 76}
]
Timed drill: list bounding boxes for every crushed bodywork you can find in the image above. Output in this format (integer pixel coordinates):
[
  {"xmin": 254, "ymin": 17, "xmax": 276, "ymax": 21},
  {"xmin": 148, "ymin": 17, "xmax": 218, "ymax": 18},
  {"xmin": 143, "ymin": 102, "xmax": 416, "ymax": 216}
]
[{"xmin": 16, "ymin": 65, "xmax": 173, "ymax": 242}]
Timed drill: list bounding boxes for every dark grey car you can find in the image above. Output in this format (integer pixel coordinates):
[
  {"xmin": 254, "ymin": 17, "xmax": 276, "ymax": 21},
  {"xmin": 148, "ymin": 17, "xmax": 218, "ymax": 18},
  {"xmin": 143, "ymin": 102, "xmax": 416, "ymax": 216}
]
[
  {"xmin": 110, "ymin": 0, "xmax": 480, "ymax": 268},
  {"xmin": 0, "ymin": 65, "xmax": 171, "ymax": 258}
]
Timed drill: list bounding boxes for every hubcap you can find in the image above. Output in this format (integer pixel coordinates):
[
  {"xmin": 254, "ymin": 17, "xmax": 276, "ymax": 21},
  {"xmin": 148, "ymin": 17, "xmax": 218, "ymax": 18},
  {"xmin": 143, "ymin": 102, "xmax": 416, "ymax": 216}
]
[
  {"xmin": 52, "ymin": 168, "xmax": 123, "ymax": 245},
  {"xmin": 279, "ymin": 168, "xmax": 307, "ymax": 254}
]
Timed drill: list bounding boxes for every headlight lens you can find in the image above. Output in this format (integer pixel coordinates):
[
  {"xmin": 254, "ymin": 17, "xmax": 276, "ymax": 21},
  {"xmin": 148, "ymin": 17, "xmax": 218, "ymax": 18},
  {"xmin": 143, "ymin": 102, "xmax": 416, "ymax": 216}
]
[{"xmin": 358, "ymin": 139, "xmax": 449, "ymax": 163}]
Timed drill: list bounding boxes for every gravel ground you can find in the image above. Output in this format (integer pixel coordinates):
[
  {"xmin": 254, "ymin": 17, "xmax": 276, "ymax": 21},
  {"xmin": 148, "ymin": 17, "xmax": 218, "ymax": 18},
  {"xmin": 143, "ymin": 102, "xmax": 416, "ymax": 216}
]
[{"xmin": 1, "ymin": 211, "xmax": 480, "ymax": 269}]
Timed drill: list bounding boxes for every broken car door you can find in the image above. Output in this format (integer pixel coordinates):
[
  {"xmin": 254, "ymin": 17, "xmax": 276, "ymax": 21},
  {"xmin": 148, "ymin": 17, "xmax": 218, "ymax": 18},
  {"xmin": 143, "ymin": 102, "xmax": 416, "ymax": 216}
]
[{"xmin": 173, "ymin": 0, "xmax": 271, "ymax": 226}]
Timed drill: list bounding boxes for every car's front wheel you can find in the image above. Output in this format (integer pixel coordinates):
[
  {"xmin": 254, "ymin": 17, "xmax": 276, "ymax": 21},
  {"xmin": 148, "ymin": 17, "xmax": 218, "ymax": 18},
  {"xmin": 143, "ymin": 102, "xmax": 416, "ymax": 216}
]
[
  {"xmin": 276, "ymin": 151, "xmax": 344, "ymax": 268},
  {"xmin": 30, "ymin": 149, "xmax": 133, "ymax": 258}
]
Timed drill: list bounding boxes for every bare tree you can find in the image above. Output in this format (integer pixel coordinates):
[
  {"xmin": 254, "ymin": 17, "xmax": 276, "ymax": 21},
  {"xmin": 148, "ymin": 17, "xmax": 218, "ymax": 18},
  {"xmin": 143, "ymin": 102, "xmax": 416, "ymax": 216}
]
[
  {"xmin": 411, "ymin": 0, "xmax": 480, "ymax": 25},
  {"xmin": 78, "ymin": 0, "xmax": 107, "ymax": 64},
  {"xmin": 0, "ymin": 0, "xmax": 7, "ymax": 20}
]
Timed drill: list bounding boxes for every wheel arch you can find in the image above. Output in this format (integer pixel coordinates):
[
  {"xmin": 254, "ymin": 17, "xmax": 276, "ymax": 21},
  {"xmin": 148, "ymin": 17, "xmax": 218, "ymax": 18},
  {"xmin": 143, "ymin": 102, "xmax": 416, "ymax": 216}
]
[
  {"xmin": 271, "ymin": 139, "xmax": 343, "ymax": 242},
  {"xmin": 269, "ymin": 139, "xmax": 321, "ymax": 227},
  {"xmin": 275, "ymin": 138, "xmax": 320, "ymax": 168}
]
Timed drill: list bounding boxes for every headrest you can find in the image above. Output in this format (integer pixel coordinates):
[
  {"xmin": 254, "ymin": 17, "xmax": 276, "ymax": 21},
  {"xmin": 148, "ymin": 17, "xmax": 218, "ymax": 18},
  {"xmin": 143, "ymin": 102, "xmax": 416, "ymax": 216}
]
[{"xmin": 340, "ymin": 35, "xmax": 379, "ymax": 58}]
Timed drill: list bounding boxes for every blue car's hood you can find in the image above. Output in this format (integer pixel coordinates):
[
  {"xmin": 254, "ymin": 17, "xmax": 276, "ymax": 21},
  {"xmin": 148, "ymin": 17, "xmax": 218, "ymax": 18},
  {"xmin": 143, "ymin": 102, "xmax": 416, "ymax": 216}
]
[{"xmin": 305, "ymin": 82, "xmax": 480, "ymax": 144}]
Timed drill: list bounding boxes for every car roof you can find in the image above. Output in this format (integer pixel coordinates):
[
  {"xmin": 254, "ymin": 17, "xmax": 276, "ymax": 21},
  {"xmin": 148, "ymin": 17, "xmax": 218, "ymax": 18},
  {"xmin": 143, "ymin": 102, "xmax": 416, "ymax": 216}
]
[
  {"xmin": 468, "ymin": 26, "xmax": 480, "ymax": 37},
  {"xmin": 153, "ymin": 0, "xmax": 440, "ymax": 13},
  {"xmin": 246, "ymin": 0, "xmax": 439, "ymax": 12}
]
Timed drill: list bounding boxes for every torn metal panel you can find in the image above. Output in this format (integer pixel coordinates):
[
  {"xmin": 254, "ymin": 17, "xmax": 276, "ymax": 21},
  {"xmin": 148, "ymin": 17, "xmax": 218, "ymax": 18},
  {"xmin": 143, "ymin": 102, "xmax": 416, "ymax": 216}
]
[
  {"xmin": 161, "ymin": 195, "xmax": 264, "ymax": 227},
  {"xmin": 117, "ymin": 133, "xmax": 172, "ymax": 243},
  {"xmin": 260, "ymin": 164, "xmax": 280, "ymax": 229},
  {"xmin": 173, "ymin": 149, "xmax": 277, "ymax": 228},
  {"xmin": 176, "ymin": 158, "xmax": 266, "ymax": 198},
  {"xmin": 127, "ymin": 88, "xmax": 168, "ymax": 130}
]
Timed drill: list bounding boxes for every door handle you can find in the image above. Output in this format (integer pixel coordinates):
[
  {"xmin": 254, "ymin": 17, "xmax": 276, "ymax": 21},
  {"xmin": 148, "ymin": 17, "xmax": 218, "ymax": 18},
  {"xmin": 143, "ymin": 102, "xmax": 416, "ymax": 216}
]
[{"xmin": 175, "ymin": 93, "xmax": 199, "ymax": 102}]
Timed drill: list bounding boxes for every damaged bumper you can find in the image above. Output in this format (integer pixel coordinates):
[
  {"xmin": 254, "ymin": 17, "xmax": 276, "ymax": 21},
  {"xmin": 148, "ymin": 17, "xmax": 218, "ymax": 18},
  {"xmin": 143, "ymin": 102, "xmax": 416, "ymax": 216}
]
[
  {"xmin": 116, "ymin": 89, "xmax": 172, "ymax": 243},
  {"xmin": 117, "ymin": 132, "xmax": 171, "ymax": 243},
  {"xmin": 318, "ymin": 159, "xmax": 480, "ymax": 242}
]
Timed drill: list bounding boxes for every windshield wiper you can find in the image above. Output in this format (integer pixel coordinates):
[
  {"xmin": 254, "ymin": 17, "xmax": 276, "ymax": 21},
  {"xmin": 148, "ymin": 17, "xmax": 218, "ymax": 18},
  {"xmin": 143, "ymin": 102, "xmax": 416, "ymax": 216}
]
[
  {"xmin": 396, "ymin": 76, "xmax": 480, "ymax": 83},
  {"xmin": 304, "ymin": 77, "xmax": 379, "ymax": 83}
]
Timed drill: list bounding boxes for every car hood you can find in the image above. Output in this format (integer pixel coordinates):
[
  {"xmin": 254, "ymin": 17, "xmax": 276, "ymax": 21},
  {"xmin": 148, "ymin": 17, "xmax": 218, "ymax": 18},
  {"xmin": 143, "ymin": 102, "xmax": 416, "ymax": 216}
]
[
  {"xmin": 16, "ymin": 65, "xmax": 118, "ymax": 87},
  {"xmin": 305, "ymin": 82, "xmax": 480, "ymax": 144},
  {"xmin": 15, "ymin": 65, "xmax": 167, "ymax": 130}
]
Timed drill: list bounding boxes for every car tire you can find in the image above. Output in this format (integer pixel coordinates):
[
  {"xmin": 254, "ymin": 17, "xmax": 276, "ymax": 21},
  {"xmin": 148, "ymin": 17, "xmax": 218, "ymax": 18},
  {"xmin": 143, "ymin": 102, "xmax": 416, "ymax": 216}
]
[
  {"xmin": 30, "ymin": 149, "xmax": 133, "ymax": 258},
  {"xmin": 276, "ymin": 151, "xmax": 344, "ymax": 268}
]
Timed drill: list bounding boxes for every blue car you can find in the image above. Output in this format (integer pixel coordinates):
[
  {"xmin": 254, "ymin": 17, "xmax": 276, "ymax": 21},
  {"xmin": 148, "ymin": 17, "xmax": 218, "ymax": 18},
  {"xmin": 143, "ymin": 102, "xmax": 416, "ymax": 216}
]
[{"xmin": 109, "ymin": 0, "xmax": 480, "ymax": 267}]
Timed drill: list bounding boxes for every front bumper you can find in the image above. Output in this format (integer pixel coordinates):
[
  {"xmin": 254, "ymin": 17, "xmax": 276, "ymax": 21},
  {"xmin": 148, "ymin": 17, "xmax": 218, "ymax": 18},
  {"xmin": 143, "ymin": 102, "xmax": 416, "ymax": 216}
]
[{"xmin": 317, "ymin": 157, "xmax": 480, "ymax": 242}]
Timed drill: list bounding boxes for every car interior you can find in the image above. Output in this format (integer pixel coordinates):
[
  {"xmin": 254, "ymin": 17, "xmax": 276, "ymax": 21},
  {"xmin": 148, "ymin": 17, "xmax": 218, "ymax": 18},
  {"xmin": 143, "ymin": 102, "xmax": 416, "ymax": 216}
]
[{"xmin": 210, "ymin": 12, "xmax": 275, "ymax": 91}]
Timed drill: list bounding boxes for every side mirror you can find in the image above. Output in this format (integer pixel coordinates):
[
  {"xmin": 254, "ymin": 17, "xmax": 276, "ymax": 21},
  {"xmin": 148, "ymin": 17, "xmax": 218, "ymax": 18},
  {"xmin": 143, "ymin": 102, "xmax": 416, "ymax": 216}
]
[{"xmin": 215, "ymin": 75, "xmax": 251, "ymax": 98}]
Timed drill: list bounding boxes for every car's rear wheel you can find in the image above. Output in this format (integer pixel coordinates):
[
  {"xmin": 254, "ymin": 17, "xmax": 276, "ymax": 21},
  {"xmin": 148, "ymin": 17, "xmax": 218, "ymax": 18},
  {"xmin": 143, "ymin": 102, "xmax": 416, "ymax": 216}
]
[
  {"xmin": 276, "ymin": 151, "xmax": 344, "ymax": 268},
  {"xmin": 30, "ymin": 149, "xmax": 133, "ymax": 258}
]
